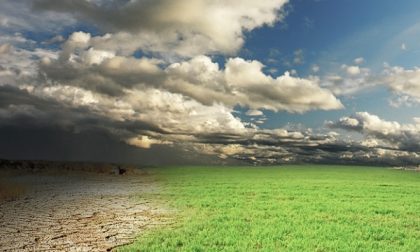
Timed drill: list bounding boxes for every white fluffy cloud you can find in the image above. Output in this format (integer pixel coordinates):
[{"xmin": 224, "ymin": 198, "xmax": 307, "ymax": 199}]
[
  {"xmin": 246, "ymin": 109, "xmax": 264, "ymax": 116},
  {"xmin": 322, "ymin": 62, "xmax": 373, "ymax": 96},
  {"xmin": 126, "ymin": 136, "xmax": 171, "ymax": 149},
  {"xmin": 321, "ymin": 61, "xmax": 420, "ymax": 106},
  {"xmin": 383, "ymin": 65, "xmax": 420, "ymax": 105},
  {"xmin": 166, "ymin": 56, "xmax": 343, "ymax": 112},
  {"xmin": 330, "ymin": 112, "xmax": 420, "ymax": 152},
  {"xmin": 34, "ymin": 0, "xmax": 289, "ymax": 57},
  {"xmin": 354, "ymin": 57, "xmax": 365, "ymax": 65},
  {"xmin": 322, "ymin": 61, "xmax": 420, "ymax": 106},
  {"xmin": 40, "ymin": 42, "xmax": 343, "ymax": 113},
  {"xmin": 344, "ymin": 65, "xmax": 361, "ymax": 76}
]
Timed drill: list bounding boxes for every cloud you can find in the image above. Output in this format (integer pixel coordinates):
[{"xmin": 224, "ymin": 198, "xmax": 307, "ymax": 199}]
[
  {"xmin": 388, "ymin": 95, "xmax": 418, "ymax": 108},
  {"xmin": 353, "ymin": 57, "xmax": 365, "ymax": 65},
  {"xmin": 1, "ymin": 0, "xmax": 418, "ymax": 166},
  {"xmin": 322, "ymin": 62, "xmax": 374, "ymax": 95},
  {"xmin": 383, "ymin": 65, "xmax": 420, "ymax": 105},
  {"xmin": 293, "ymin": 49, "xmax": 304, "ymax": 65},
  {"xmin": 189, "ymin": 125, "xmax": 420, "ymax": 165},
  {"xmin": 33, "ymin": 0, "xmax": 289, "ymax": 57},
  {"xmin": 0, "ymin": 84, "xmax": 246, "ymax": 153},
  {"xmin": 38, "ymin": 39, "xmax": 164, "ymax": 96},
  {"xmin": 126, "ymin": 136, "xmax": 171, "ymax": 149},
  {"xmin": 0, "ymin": 1, "xmax": 75, "ymax": 32},
  {"xmin": 246, "ymin": 109, "xmax": 264, "ymax": 116},
  {"xmin": 1, "ymin": 84, "xmax": 418, "ymax": 165},
  {"xmin": 281, "ymin": 48, "xmax": 304, "ymax": 67},
  {"xmin": 329, "ymin": 112, "xmax": 420, "ymax": 152},
  {"xmin": 344, "ymin": 65, "xmax": 361, "ymax": 76},
  {"xmin": 0, "ymin": 43, "xmax": 11, "ymax": 54},
  {"xmin": 166, "ymin": 56, "xmax": 343, "ymax": 112},
  {"xmin": 334, "ymin": 116, "xmax": 360, "ymax": 129},
  {"xmin": 40, "ymin": 43, "xmax": 343, "ymax": 112},
  {"xmin": 30, "ymin": 84, "xmax": 247, "ymax": 135},
  {"xmin": 0, "ymin": 1, "xmax": 345, "ymax": 164},
  {"xmin": 0, "ymin": 35, "xmax": 58, "ymax": 87},
  {"xmin": 311, "ymin": 64, "xmax": 320, "ymax": 73},
  {"xmin": 322, "ymin": 61, "xmax": 420, "ymax": 106},
  {"xmin": 187, "ymin": 128, "xmax": 341, "ymax": 163},
  {"xmin": 0, "ymin": 84, "xmax": 344, "ymax": 164}
]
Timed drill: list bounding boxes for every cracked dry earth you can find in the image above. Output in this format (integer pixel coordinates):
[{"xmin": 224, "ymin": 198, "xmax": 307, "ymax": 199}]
[{"xmin": 0, "ymin": 171, "xmax": 171, "ymax": 251}]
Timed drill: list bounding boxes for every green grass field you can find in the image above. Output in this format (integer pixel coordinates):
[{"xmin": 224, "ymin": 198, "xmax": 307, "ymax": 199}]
[{"xmin": 120, "ymin": 166, "xmax": 420, "ymax": 251}]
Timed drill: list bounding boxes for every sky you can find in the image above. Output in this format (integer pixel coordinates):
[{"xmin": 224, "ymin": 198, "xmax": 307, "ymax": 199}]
[{"xmin": 0, "ymin": 0, "xmax": 419, "ymax": 165}]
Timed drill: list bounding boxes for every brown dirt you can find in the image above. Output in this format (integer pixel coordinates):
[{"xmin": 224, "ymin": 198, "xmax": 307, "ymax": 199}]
[
  {"xmin": 0, "ymin": 182, "xmax": 25, "ymax": 202},
  {"xmin": 0, "ymin": 169, "xmax": 171, "ymax": 251}
]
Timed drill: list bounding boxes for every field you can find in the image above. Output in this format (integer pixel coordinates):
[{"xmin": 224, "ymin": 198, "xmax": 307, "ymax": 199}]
[{"xmin": 120, "ymin": 166, "xmax": 420, "ymax": 251}]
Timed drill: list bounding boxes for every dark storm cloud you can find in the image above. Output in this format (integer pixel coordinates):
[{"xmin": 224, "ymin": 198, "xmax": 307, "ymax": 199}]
[
  {"xmin": 0, "ymin": 85, "xmax": 231, "ymax": 165},
  {"xmin": 0, "ymin": 85, "xmax": 164, "ymax": 137},
  {"xmin": 0, "ymin": 125, "xmax": 228, "ymax": 165}
]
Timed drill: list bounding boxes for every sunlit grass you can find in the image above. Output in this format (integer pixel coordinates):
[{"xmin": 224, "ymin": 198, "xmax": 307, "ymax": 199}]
[{"xmin": 120, "ymin": 165, "xmax": 420, "ymax": 251}]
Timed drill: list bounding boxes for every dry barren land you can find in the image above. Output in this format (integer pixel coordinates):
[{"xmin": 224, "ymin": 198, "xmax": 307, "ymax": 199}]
[{"xmin": 0, "ymin": 161, "xmax": 170, "ymax": 251}]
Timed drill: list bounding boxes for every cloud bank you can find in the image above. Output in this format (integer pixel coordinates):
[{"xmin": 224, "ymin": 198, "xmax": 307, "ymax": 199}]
[
  {"xmin": 33, "ymin": 0, "xmax": 288, "ymax": 57},
  {"xmin": 0, "ymin": 0, "xmax": 418, "ymax": 165}
]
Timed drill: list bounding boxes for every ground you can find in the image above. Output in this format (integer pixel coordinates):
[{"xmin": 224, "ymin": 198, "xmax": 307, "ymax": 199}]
[
  {"xmin": 0, "ymin": 166, "xmax": 171, "ymax": 251},
  {"xmin": 121, "ymin": 166, "xmax": 420, "ymax": 251},
  {"xmin": 1, "ymin": 165, "xmax": 419, "ymax": 251}
]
